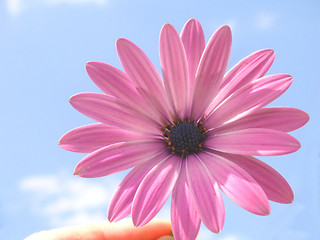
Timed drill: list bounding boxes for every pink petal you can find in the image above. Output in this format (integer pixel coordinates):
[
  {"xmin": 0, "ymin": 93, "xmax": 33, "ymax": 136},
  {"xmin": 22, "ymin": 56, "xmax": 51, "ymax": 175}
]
[
  {"xmin": 69, "ymin": 92, "xmax": 160, "ymax": 135},
  {"xmin": 86, "ymin": 61, "xmax": 138, "ymax": 101},
  {"xmin": 116, "ymin": 38, "xmax": 173, "ymax": 122},
  {"xmin": 191, "ymin": 25, "xmax": 232, "ymax": 121},
  {"xmin": 186, "ymin": 154, "xmax": 225, "ymax": 233},
  {"xmin": 132, "ymin": 154, "xmax": 182, "ymax": 227},
  {"xmin": 213, "ymin": 107, "xmax": 310, "ymax": 134},
  {"xmin": 86, "ymin": 61, "xmax": 161, "ymax": 123},
  {"xmin": 59, "ymin": 123, "xmax": 152, "ymax": 153},
  {"xmin": 108, "ymin": 151, "xmax": 168, "ymax": 222},
  {"xmin": 160, "ymin": 23, "xmax": 189, "ymax": 119},
  {"xmin": 207, "ymin": 49, "xmax": 275, "ymax": 113},
  {"xmin": 221, "ymin": 49, "xmax": 275, "ymax": 89},
  {"xmin": 181, "ymin": 18, "xmax": 205, "ymax": 92},
  {"xmin": 206, "ymin": 128, "xmax": 300, "ymax": 156},
  {"xmin": 205, "ymin": 74, "xmax": 293, "ymax": 129},
  {"xmin": 214, "ymin": 151, "xmax": 294, "ymax": 203},
  {"xmin": 171, "ymin": 160, "xmax": 201, "ymax": 240},
  {"xmin": 74, "ymin": 140, "xmax": 164, "ymax": 178},
  {"xmin": 200, "ymin": 151, "xmax": 270, "ymax": 215}
]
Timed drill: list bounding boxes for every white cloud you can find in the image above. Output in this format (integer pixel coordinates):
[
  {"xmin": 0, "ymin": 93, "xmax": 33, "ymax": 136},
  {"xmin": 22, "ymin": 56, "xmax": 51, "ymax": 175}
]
[
  {"xmin": 6, "ymin": 0, "xmax": 23, "ymax": 16},
  {"xmin": 254, "ymin": 12, "xmax": 276, "ymax": 30},
  {"xmin": 20, "ymin": 175, "xmax": 61, "ymax": 196},
  {"xmin": 223, "ymin": 18, "xmax": 237, "ymax": 31},
  {"xmin": 197, "ymin": 227, "xmax": 213, "ymax": 240},
  {"xmin": 6, "ymin": 0, "xmax": 108, "ymax": 16},
  {"xmin": 45, "ymin": 0, "xmax": 107, "ymax": 6},
  {"xmin": 198, "ymin": 229, "xmax": 248, "ymax": 240},
  {"xmin": 219, "ymin": 236, "xmax": 241, "ymax": 240},
  {"xmin": 20, "ymin": 172, "xmax": 172, "ymax": 228},
  {"xmin": 20, "ymin": 173, "xmax": 117, "ymax": 227}
]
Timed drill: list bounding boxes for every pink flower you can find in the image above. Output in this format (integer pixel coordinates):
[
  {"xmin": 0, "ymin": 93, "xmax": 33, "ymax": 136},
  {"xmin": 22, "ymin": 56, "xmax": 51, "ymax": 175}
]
[{"xmin": 59, "ymin": 19, "xmax": 309, "ymax": 239}]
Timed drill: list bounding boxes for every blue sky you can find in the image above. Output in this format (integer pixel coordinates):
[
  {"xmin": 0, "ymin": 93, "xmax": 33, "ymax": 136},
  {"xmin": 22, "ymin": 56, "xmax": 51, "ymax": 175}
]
[{"xmin": 1, "ymin": 0, "xmax": 319, "ymax": 239}]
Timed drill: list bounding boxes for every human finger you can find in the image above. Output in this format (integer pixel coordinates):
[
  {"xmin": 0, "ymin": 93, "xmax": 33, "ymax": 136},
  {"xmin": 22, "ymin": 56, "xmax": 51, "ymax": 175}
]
[{"xmin": 25, "ymin": 218, "xmax": 172, "ymax": 240}]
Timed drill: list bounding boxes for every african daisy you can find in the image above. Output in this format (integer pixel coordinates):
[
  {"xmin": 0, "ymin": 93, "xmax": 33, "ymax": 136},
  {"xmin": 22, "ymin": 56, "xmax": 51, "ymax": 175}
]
[{"xmin": 59, "ymin": 19, "xmax": 309, "ymax": 239}]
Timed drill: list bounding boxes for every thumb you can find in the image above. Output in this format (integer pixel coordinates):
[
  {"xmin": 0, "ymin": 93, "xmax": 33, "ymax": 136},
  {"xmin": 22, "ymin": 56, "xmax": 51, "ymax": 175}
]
[{"xmin": 25, "ymin": 218, "xmax": 172, "ymax": 240}]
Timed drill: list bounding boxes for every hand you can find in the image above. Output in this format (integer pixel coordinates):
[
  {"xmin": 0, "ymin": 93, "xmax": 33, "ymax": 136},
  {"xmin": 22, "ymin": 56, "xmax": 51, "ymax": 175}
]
[{"xmin": 25, "ymin": 218, "xmax": 173, "ymax": 240}]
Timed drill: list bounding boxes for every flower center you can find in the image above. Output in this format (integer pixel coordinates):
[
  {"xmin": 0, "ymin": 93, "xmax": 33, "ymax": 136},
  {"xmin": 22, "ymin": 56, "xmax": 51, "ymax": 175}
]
[{"xmin": 162, "ymin": 120, "xmax": 207, "ymax": 157}]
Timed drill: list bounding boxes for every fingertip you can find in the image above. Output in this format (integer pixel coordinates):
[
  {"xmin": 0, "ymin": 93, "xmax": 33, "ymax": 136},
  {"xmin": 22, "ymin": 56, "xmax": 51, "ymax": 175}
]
[{"xmin": 24, "ymin": 219, "xmax": 172, "ymax": 240}]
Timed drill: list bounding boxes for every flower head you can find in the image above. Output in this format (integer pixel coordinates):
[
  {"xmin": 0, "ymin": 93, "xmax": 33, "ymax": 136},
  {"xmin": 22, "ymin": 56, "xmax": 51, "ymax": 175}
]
[{"xmin": 59, "ymin": 19, "xmax": 309, "ymax": 239}]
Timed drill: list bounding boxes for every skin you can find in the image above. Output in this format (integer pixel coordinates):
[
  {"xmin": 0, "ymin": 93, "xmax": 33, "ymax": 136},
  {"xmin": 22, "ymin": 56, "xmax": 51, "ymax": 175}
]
[{"xmin": 25, "ymin": 219, "xmax": 174, "ymax": 240}]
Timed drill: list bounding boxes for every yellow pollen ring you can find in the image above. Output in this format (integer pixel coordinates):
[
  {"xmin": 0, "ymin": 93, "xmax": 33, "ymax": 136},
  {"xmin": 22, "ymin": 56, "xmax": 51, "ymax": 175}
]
[
  {"xmin": 168, "ymin": 141, "xmax": 172, "ymax": 146},
  {"xmin": 198, "ymin": 144, "xmax": 202, "ymax": 148},
  {"xmin": 181, "ymin": 149, "xmax": 186, "ymax": 154},
  {"xmin": 171, "ymin": 147, "xmax": 176, "ymax": 151}
]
